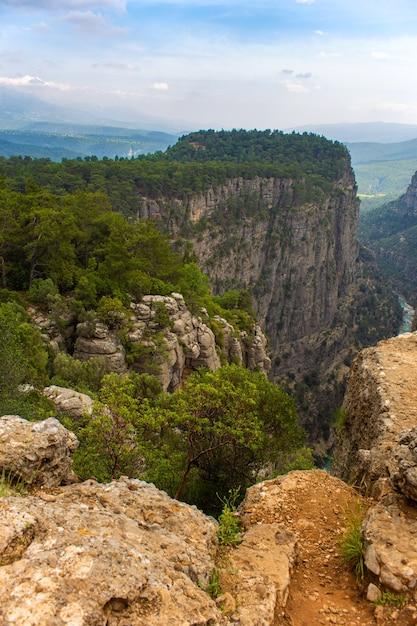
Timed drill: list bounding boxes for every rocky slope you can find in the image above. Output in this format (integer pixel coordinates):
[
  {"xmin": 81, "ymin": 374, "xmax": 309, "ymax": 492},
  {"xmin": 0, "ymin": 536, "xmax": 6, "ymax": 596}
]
[
  {"xmin": 31, "ymin": 292, "xmax": 271, "ymax": 393},
  {"xmin": 333, "ymin": 332, "xmax": 417, "ymax": 605}
]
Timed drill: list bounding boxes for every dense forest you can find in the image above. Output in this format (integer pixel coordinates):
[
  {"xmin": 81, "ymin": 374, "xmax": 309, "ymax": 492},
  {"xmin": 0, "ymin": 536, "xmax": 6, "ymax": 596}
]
[{"xmin": 0, "ymin": 130, "xmax": 348, "ymax": 216}]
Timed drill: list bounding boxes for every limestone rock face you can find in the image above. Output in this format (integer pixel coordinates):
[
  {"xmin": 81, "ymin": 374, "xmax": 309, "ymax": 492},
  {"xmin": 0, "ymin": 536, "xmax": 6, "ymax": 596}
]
[
  {"xmin": 388, "ymin": 426, "xmax": 417, "ymax": 502},
  {"xmin": 0, "ymin": 478, "xmax": 225, "ymax": 626},
  {"xmin": 43, "ymin": 385, "xmax": 93, "ymax": 419},
  {"xmin": 127, "ymin": 294, "xmax": 270, "ymax": 392},
  {"xmin": 135, "ymin": 173, "xmax": 400, "ymax": 440},
  {"xmin": 0, "ymin": 415, "xmax": 78, "ymax": 486},
  {"xmin": 362, "ymin": 497, "xmax": 417, "ymax": 592},
  {"xmin": 333, "ymin": 332, "xmax": 417, "ymax": 592},
  {"xmin": 230, "ymin": 523, "xmax": 297, "ymax": 624},
  {"xmin": 332, "ymin": 332, "xmax": 417, "ymax": 491},
  {"xmin": 74, "ymin": 322, "xmax": 127, "ymax": 374},
  {"xmin": 55, "ymin": 294, "xmax": 270, "ymax": 393}
]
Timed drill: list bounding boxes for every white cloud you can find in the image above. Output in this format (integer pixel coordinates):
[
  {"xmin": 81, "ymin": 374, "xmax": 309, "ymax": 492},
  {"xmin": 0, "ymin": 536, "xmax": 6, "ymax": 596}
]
[
  {"xmin": 315, "ymin": 30, "xmax": 324, "ymax": 36},
  {"xmin": 319, "ymin": 51, "xmax": 342, "ymax": 58},
  {"xmin": 151, "ymin": 82, "xmax": 169, "ymax": 90},
  {"xmin": 97, "ymin": 61, "xmax": 141, "ymax": 71},
  {"xmin": 0, "ymin": 74, "xmax": 71, "ymax": 90},
  {"xmin": 371, "ymin": 51, "xmax": 395, "ymax": 60},
  {"xmin": 296, "ymin": 0, "xmax": 315, "ymax": 4},
  {"xmin": 58, "ymin": 10, "xmax": 129, "ymax": 35},
  {"xmin": 281, "ymin": 80, "xmax": 310, "ymax": 93}
]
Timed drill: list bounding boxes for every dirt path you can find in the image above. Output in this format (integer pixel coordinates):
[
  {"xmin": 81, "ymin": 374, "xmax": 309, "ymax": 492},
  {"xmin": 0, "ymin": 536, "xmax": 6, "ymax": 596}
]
[{"xmin": 238, "ymin": 470, "xmax": 417, "ymax": 626}]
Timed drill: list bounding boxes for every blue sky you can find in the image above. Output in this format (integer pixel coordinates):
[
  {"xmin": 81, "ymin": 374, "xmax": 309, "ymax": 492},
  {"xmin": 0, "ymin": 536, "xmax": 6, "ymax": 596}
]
[{"xmin": 0, "ymin": 0, "xmax": 417, "ymax": 130}]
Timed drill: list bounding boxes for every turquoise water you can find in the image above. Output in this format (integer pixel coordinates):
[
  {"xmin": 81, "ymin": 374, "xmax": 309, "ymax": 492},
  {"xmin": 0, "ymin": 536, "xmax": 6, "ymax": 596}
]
[{"xmin": 398, "ymin": 296, "xmax": 414, "ymax": 334}]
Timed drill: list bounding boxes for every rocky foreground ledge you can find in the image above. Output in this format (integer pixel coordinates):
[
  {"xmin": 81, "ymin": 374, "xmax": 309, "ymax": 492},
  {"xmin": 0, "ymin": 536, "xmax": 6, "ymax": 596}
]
[
  {"xmin": 333, "ymin": 331, "xmax": 417, "ymax": 595},
  {"xmin": 2, "ymin": 332, "xmax": 417, "ymax": 625}
]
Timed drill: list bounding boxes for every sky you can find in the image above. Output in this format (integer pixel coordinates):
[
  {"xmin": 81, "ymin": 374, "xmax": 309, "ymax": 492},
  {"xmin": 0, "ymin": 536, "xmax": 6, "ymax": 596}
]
[{"xmin": 1, "ymin": 0, "xmax": 417, "ymax": 131}]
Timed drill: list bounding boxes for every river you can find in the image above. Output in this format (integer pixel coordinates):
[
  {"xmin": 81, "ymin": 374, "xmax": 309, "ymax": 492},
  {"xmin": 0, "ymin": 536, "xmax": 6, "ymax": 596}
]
[{"xmin": 398, "ymin": 296, "xmax": 414, "ymax": 334}]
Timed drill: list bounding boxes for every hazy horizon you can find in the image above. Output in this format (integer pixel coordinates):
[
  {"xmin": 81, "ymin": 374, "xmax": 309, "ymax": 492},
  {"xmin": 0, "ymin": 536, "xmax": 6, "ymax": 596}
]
[{"xmin": 1, "ymin": 1, "xmax": 417, "ymax": 131}]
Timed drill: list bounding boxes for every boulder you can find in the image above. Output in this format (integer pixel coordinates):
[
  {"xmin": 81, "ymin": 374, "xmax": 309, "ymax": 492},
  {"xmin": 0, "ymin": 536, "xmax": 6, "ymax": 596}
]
[
  {"xmin": 0, "ymin": 478, "xmax": 226, "ymax": 626},
  {"xmin": 74, "ymin": 322, "xmax": 127, "ymax": 374},
  {"xmin": 43, "ymin": 385, "xmax": 93, "ymax": 419},
  {"xmin": 362, "ymin": 495, "xmax": 417, "ymax": 592},
  {"xmin": 0, "ymin": 415, "xmax": 78, "ymax": 486}
]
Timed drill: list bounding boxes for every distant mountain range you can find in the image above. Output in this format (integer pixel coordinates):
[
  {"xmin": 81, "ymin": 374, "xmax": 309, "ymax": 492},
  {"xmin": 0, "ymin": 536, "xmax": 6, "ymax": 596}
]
[
  {"xmin": 0, "ymin": 86, "xmax": 183, "ymax": 159},
  {"xmin": 289, "ymin": 121, "xmax": 417, "ymax": 144}
]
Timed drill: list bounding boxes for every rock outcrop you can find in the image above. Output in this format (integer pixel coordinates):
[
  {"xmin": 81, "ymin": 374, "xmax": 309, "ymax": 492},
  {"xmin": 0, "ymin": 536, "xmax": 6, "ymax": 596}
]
[
  {"xmin": 0, "ymin": 477, "xmax": 225, "ymax": 626},
  {"xmin": 43, "ymin": 386, "xmax": 93, "ymax": 419},
  {"xmin": 0, "ymin": 415, "xmax": 78, "ymax": 486},
  {"xmin": 74, "ymin": 321, "xmax": 127, "ymax": 374},
  {"xmin": 333, "ymin": 332, "xmax": 417, "ymax": 593},
  {"xmin": 0, "ymin": 416, "xmax": 296, "ymax": 626},
  {"xmin": 71, "ymin": 293, "xmax": 270, "ymax": 393},
  {"xmin": 332, "ymin": 332, "xmax": 417, "ymax": 492}
]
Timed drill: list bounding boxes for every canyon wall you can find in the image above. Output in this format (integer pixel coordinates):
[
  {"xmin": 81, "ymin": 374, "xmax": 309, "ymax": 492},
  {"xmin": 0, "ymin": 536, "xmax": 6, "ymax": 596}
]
[{"xmin": 135, "ymin": 169, "xmax": 400, "ymax": 441}]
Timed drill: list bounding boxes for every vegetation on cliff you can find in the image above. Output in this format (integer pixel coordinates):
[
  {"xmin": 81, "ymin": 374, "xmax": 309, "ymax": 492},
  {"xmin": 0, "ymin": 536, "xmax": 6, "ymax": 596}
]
[{"xmin": 359, "ymin": 192, "xmax": 417, "ymax": 304}]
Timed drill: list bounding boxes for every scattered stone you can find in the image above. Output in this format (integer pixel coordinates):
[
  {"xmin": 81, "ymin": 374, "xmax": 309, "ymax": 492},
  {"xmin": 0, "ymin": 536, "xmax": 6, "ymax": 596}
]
[{"xmin": 366, "ymin": 583, "xmax": 381, "ymax": 602}]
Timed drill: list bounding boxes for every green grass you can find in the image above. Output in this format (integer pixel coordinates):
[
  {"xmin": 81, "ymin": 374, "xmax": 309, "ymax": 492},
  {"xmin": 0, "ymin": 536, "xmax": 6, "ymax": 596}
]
[
  {"xmin": 0, "ymin": 468, "xmax": 26, "ymax": 497},
  {"xmin": 339, "ymin": 502, "xmax": 365, "ymax": 581},
  {"xmin": 373, "ymin": 590, "xmax": 408, "ymax": 609},
  {"xmin": 217, "ymin": 488, "xmax": 243, "ymax": 547}
]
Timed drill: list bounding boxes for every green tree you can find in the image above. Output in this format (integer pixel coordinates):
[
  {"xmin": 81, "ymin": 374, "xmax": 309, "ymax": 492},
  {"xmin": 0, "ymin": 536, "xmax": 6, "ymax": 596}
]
[{"xmin": 143, "ymin": 365, "xmax": 306, "ymax": 512}]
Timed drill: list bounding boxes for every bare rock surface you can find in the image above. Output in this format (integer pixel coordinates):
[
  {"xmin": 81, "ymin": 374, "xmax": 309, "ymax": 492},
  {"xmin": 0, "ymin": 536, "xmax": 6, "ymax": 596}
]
[
  {"xmin": 74, "ymin": 322, "xmax": 127, "ymax": 374},
  {"xmin": 388, "ymin": 426, "xmax": 417, "ymax": 502},
  {"xmin": 229, "ymin": 524, "xmax": 297, "ymax": 625},
  {"xmin": 234, "ymin": 470, "xmax": 377, "ymax": 625},
  {"xmin": 43, "ymin": 385, "xmax": 93, "ymax": 419},
  {"xmin": 128, "ymin": 293, "xmax": 270, "ymax": 392},
  {"xmin": 362, "ymin": 495, "xmax": 417, "ymax": 592},
  {"xmin": 0, "ymin": 415, "xmax": 78, "ymax": 487},
  {"xmin": 333, "ymin": 332, "xmax": 417, "ymax": 600},
  {"xmin": 332, "ymin": 332, "xmax": 417, "ymax": 491},
  {"xmin": 0, "ymin": 478, "xmax": 225, "ymax": 626}
]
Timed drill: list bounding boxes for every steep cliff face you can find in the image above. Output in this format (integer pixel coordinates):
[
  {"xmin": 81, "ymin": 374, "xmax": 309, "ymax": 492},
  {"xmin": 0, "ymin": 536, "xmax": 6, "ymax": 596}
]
[
  {"xmin": 135, "ymin": 168, "xmax": 400, "ymax": 441},
  {"xmin": 359, "ymin": 170, "xmax": 417, "ymax": 305}
]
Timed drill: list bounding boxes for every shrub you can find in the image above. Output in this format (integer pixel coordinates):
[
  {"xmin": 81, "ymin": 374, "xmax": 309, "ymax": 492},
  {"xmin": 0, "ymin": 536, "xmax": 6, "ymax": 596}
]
[
  {"xmin": 373, "ymin": 590, "xmax": 408, "ymax": 609},
  {"xmin": 217, "ymin": 488, "xmax": 243, "ymax": 547}
]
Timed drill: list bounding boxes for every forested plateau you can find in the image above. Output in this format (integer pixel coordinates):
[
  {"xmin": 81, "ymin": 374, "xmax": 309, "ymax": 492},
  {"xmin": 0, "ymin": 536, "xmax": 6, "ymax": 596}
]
[{"xmin": 0, "ymin": 129, "xmax": 402, "ymax": 462}]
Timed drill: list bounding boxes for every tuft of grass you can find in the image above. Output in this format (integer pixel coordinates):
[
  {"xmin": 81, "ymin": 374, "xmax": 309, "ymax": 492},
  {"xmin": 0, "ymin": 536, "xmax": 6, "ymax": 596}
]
[
  {"xmin": 216, "ymin": 488, "xmax": 243, "ymax": 547},
  {"xmin": 373, "ymin": 590, "xmax": 408, "ymax": 609},
  {"xmin": 0, "ymin": 467, "xmax": 27, "ymax": 498},
  {"xmin": 205, "ymin": 567, "xmax": 222, "ymax": 599},
  {"xmin": 339, "ymin": 501, "xmax": 365, "ymax": 581}
]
